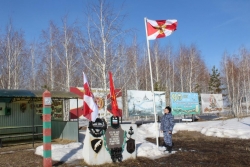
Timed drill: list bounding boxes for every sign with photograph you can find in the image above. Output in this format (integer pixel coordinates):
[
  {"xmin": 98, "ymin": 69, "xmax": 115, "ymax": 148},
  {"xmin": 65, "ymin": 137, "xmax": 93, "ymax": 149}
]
[
  {"xmin": 34, "ymin": 100, "xmax": 63, "ymax": 120},
  {"xmin": 51, "ymin": 100, "xmax": 63, "ymax": 120},
  {"xmin": 201, "ymin": 94, "xmax": 223, "ymax": 113},
  {"xmin": 170, "ymin": 92, "xmax": 200, "ymax": 115},
  {"xmin": 127, "ymin": 90, "xmax": 166, "ymax": 116}
]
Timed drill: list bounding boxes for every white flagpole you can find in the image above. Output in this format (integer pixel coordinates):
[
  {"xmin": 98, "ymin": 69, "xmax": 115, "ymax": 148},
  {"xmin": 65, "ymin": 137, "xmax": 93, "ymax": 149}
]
[{"xmin": 144, "ymin": 17, "xmax": 159, "ymax": 148}]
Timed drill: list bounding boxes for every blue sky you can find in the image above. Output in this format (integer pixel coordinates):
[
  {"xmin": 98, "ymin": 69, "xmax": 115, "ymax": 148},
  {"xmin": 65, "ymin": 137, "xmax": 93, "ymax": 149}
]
[{"xmin": 1, "ymin": 0, "xmax": 250, "ymax": 70}]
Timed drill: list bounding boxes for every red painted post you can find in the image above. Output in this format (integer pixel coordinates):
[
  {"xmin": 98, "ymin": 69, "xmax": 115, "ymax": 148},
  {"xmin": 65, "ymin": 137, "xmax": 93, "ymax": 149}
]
[{"xmin": 43, "ymin": 90, "xmax": 52, "ymax": 167}]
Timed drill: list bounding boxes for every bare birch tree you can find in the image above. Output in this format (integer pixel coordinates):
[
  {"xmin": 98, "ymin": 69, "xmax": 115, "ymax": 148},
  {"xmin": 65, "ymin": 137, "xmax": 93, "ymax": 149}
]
[
  {"xmin": 221, "ymin": 52, "xmax": 248, "ymax": 117},
  {"xmin": 239, "ymin": 47, "xmax": 250, "ymax": 115},
  {"xmin": 174, "ymin": 44, "xmax": 208, "ymax": 93},
  {"xmin": 0, "ymin": 20, "xmax": 27, "ymax": 89},
  {"xmin": 28, "ymin": 42, "xmax": 41, "ymax": 90},
  {"xmin": 164, "ymin": 46, "xmax": 174, "ymax": 103},
  {"xmin": 40, "ymin": 21, "xmax": 59, "ymax": 90},
  {"xmin": 79, "ymin": 0, "xmax": 129, "ymax": 118},
  {"xmin": 41, "ymin": 18, "xmax": 80, "ymax": 92},
  {"xmin": 56, "ymin": 17, "xmax": 80, "ymax": 90}
]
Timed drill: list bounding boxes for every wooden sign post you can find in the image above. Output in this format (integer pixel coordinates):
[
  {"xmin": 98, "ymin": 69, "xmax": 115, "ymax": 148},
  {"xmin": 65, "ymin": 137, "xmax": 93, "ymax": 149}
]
[{"xmin": 43, "ymin": 90, "xmax": 52, "ymax": 167}]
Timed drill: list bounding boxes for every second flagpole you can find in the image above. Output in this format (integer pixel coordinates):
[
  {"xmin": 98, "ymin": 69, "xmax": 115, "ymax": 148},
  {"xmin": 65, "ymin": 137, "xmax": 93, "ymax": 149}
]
[{"xmin": 144, "ymin": 17, "xmax": 159, "ymax": 148}]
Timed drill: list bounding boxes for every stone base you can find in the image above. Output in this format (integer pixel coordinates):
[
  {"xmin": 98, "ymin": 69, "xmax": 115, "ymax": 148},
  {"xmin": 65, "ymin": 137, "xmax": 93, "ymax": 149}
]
[{"xmin": 83, "ymin": 124, "xmax": 137, "ymax": 165}]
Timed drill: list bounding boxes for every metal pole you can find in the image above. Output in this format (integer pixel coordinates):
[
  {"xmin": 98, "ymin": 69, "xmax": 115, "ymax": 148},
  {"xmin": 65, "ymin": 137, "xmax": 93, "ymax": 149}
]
[
  {"xmin": 144, "ymin": 17, "xmax": 159, "ymax": 148},
  {"xmin": 77, "ymin": 98, "xmax": 79, "ymax": 142},
  {"xmin": 32, "ymin": 98, "xmax": 35, "ymax": 148}
]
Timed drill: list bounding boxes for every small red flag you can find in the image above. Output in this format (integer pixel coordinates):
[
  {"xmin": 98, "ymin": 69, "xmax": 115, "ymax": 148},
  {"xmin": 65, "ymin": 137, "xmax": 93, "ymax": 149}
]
[{"xmin": 109, "ymin": 71, "xmax": 122, "ymax": 117}]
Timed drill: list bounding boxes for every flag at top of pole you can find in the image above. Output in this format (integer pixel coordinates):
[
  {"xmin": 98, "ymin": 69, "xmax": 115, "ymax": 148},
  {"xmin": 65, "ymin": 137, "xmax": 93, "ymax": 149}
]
[
  {"xmin": 144, "ymin": 17, "xmax": 177, "ymax": 148},
  {"xmin": 146, "ymin": 19, "xmax": 177, "ymax": 40}
]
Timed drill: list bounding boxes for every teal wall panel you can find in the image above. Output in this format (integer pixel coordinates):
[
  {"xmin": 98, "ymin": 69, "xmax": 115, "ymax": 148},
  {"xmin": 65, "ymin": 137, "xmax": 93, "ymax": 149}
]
[
  {"xmin": 0, "ymin": 102, "xmax": 42, "ymax": 127},
  {"xmin": 51, "ymin": 121, "xmax": 78, "ymax": 142},
  {"xmin": 0, "ymin": 102, "xmax": 78, "ymax": 143},
  {"xmin": 0, "ymin": 102, "xmax": 43, "ymax": 142}
]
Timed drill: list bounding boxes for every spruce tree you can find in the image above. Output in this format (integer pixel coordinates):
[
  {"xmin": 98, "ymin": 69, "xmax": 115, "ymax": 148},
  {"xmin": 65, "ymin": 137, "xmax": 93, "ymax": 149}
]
[{"xmin": 208, "ymin": 66, "xmax": 222, "ymax": 94}]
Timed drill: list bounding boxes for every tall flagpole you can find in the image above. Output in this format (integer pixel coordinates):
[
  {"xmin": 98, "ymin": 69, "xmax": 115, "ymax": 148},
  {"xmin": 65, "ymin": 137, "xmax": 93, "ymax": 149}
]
[{"xmin": 144, "ymin": 17, "xmax": 159, "ymax": 148}]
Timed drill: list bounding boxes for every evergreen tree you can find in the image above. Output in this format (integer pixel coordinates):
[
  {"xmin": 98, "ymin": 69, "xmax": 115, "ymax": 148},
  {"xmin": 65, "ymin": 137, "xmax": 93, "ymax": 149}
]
[{"xmin": 208, "ymin": 66, "xmax": 222, "ymax": 94}]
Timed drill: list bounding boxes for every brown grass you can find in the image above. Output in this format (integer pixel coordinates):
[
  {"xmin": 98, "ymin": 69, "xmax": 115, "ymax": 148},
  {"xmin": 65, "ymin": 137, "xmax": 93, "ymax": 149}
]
[
  {"xmin": 52, "ymin": 138, "xmax": 75, "ymax": 144},
  {"xmin": 0, "ymin": 131, "xmax": 250, "ymax": 167},
  {"xmin": 147, "ymin": 131, "xmax": 250, "ymax": 167}
]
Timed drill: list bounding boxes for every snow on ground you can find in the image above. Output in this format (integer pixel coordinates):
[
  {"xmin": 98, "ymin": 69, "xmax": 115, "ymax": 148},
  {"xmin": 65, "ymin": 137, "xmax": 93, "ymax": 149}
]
[
  {"xmin": 173, "ymin": 117, "xmax": 250, "ymax": 139},
  {"xmin": 35, "ymin": 116, "xmax": 250, "ymax": 163},
  {"xmin": 35, "ymin": 143, "xmax": 83, "ymax": 162},
  {"xmin": 78, "ymin": 118, "xmax": 89, "ymax": 127}
]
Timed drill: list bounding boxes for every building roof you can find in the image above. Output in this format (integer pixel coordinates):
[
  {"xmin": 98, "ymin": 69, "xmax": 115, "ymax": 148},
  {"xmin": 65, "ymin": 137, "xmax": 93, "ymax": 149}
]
[
  {"xmin": 32, "ymin": 90, "xmax": 80, "ymax": 99},
  {"xmin": 0, "ymin": 89, "xmax": 79, "ymax": 102}
]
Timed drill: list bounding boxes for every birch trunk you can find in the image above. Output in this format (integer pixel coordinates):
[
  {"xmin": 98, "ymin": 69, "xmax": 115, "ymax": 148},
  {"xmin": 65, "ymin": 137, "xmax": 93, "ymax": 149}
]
[
  {"xmin": 247, "ymin": 56, "xmax": 250, "ymax": 115},
  {"xmin": 30, "ymin": 44, "xmax": 36, "ymax": 89},
  {"xmin": 180, "ymin": 49, "xmax": 184, "ymax": 92},
  {"xmin": 189, "ymin": 49, "xmax": 194, "ymax": 92},
  {"xmin": 49, "ymin": 25, "xmax": 54, "ymax": 90},
  {"xmin": 223, "ymin": 55, "xmax": 232, "ymax": 116}
]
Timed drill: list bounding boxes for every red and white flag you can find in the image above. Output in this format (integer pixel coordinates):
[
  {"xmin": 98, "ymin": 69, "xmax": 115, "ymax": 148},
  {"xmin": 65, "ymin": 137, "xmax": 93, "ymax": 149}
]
[
  {"xmin": 83, "ymin": 72, "xmax": 99, "ymax": 122},
  {"xmin": 146, "ymin": 19, "xmax": 177, "ymax": 40}
]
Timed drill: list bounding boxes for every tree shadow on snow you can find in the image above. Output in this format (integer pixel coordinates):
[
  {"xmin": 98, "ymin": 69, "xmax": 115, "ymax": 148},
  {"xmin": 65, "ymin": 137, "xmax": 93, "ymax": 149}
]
[
  {"xmin": 53, "ymin": 144, "xmax": 83, "ymax": 166},
  {"xmin": 241, "ymin": 122, "xmax": 250, "ymax": 127}
]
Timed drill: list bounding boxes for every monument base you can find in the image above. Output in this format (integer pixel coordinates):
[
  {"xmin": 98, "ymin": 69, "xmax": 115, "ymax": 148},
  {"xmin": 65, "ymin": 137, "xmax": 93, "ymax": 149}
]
[{"xmin": 83, "ymin": 124, "xmax": 137, "ymax": 165}]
